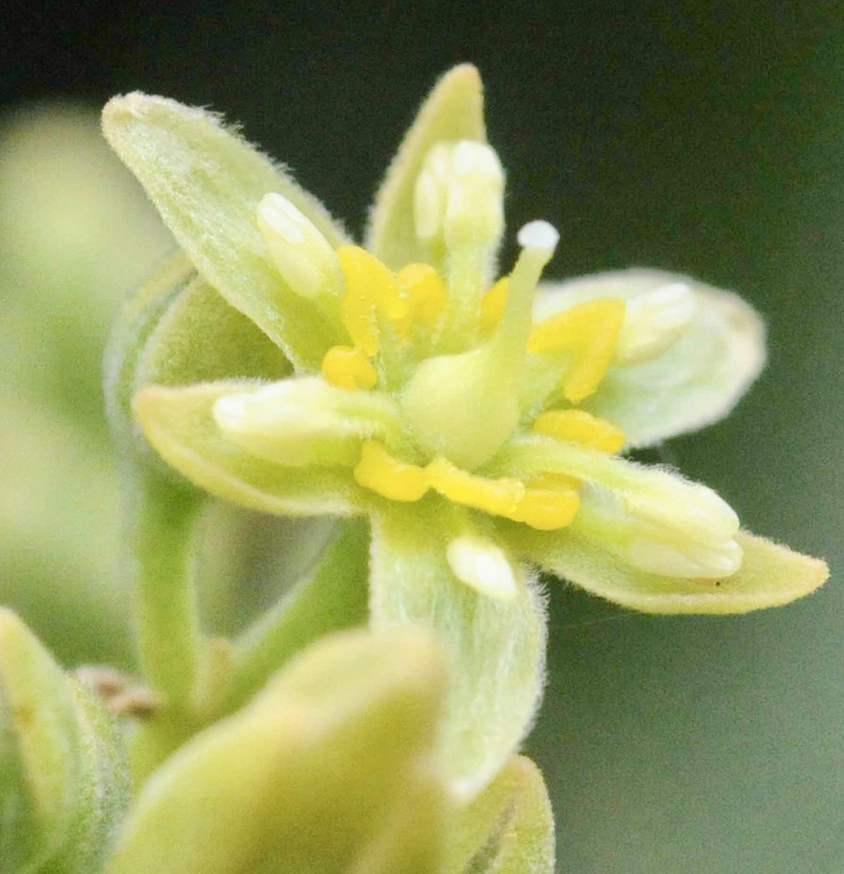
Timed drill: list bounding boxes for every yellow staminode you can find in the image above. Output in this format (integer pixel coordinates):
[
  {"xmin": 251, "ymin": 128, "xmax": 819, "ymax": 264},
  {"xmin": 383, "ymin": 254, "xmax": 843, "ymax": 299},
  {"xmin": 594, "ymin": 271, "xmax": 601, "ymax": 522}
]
[
  {"xmin": 337, "ymin": 245, "xmax": 409, "ymax": 356},
  {"xmin": 354, "ymin": 441, "xmax": 429, "ymax": 502},
  {"xmin": 426, "ymin": 457, "xmax": 525, "ymax": 517},
  {"xmin": 528, "ymin": 299, "xmax": 626, "ymax": 402},
  {"xmin": 508, "ymin": 487, "xmax": 580, "ymax": 531},
  {"xmin": 533, "ymin": 409, "xmax": 625, "ymax": 454},
  {"xmin": 479, "ymin": 276, "xmax": 509, "ymax": 334},
  {"xmin": 396, "ymin": 263, "xmax": 448, "ymax": 335},
  {"xmin": 527, "ymin": 471, "xmax": 583, "ymax": 491},
  {"xmin": 321, "ymin": 346, "xmax": 379, "ymax": 391},
  {"xmin": 425, "ymin": 458, "xmax": 579, "ymax": 530}
]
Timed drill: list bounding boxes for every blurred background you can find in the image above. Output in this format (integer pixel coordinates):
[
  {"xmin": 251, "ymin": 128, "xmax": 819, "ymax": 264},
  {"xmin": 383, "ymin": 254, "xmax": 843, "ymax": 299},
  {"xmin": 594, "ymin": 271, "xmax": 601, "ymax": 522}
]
[{"xmin": 2, "ymin": 2, "xmax": 842, "ymax": 870}]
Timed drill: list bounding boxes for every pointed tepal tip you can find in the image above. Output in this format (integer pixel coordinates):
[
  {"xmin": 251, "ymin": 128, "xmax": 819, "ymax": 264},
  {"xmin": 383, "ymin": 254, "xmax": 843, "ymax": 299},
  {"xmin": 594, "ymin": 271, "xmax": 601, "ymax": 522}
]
[
  {"xmin": 0, "ymin": 606, "xmax": 21, "ymax": 639},
  {"xmin": 448, "ymin": 63, "xmax": 482, "ymax": 85},
  {"xmin": 102, "ymin": 92, "xmax": 151, "ymax": 127},
  {"xmin": 434, "ymin": 63, "xmax": 483, "ymax": 102},
  {"xmin": 102, "ymin": 92, "xmax": 197, "ymax": 139}
]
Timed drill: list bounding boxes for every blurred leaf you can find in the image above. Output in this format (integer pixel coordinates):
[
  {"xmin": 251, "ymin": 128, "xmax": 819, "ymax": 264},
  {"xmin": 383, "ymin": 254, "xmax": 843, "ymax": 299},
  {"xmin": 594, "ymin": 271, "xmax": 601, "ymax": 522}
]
[
  {"xmin": 0, "ymin": 104, "xmax": 172, "ymax": 664},
  {"xmin": 103, "ymin": 628, "xmax": 450, "ymax": 874}
]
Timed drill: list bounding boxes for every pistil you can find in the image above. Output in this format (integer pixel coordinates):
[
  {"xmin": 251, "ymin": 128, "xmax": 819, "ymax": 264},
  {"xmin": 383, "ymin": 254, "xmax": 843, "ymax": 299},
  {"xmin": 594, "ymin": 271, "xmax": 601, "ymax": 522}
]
[{"xmin": 400, "ymin": 221, "xmax": 558, "ymax": 470}]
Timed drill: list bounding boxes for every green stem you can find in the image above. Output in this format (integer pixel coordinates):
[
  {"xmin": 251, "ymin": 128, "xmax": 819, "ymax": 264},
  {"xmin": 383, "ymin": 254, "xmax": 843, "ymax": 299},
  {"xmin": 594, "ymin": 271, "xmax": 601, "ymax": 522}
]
[
  {"xmin": 222, "ymin": 518, "xmax": 370, "ymax": 715},
  {"xmin": 123, "ymin": 463, "xmax": 205, "ymax": 705}
]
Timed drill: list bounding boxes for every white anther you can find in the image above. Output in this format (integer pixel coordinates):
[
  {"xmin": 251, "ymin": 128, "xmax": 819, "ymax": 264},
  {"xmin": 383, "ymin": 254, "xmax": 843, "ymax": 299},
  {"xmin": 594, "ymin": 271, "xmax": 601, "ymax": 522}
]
[
  {"xmin": 213, "ymin": 378, "xmax": 397, "ymax": 467},
  {"xmin": 614, "ymin": 282, "xmax": 697, "ymax": 364},
  {"xmin": 413, "ymin": 140, "xmax": 505, "ymax": 249},
  {"xmin": 214, "ymin": 379, "xmax": 337, "ymax": 444},
  {"xmin": 446, "ymin": 534, "xmax": 518, "ymax": 600},
  {"xmin": 257, "ymin": 193, "xmax": 343, "ymax": 300},
  {"xmin": 621, "ymin": 471, "xmax": 739, "ymax": 547},
  {"xmin": 413, "ymin": 168, "xmax": 444, "ymax": 241},
  {"xmin": 629, "ymin": 537, "xmax": 743, "ymax": 579},
  {"xmin": 453, "ymin": 139, "xmax": 502, "ymax": 176}
]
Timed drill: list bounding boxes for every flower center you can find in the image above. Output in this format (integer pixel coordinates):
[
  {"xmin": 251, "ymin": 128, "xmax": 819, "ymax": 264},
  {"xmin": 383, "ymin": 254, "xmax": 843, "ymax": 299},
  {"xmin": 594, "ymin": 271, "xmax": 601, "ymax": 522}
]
[
  {"xmin": 243, "ymin": 183, "xmax": 638, "ymax": 535},
  {"xmin": 400, "ymin": 221, "xmax": 558, "ymax": 469},
  {"xmin": 221, "ymin": 147, "xmax": 742, "ymax": 578}
]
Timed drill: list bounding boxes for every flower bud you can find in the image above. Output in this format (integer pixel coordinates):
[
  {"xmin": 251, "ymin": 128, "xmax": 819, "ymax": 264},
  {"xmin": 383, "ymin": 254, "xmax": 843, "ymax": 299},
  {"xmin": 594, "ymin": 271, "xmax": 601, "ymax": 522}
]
[
  {"xmin": 0, "ymin": 609, "xmax": 130, "ymax": 873},
  {"xmin": 104, "ymin": 252, "xmax": 290, "ymax": 469},
  {"xmin": 103, "ymin": 628, "xmax": 450, "ymax": 874}
]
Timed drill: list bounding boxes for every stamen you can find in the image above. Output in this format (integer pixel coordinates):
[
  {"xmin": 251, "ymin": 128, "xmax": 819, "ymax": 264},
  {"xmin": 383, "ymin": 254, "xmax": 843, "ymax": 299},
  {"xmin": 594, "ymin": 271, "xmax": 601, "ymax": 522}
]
[
  {"xmin": 533, "ymin": 409, "xmax": 625, "ymax": 454},
  {"xmin": 257, "ymin": 193, "xmax": 343, "ymax": 302},
  {"xmin": 446, "ymin": 534, "xmax": 518, "ymax": 600},
  {"xmin": 213, "ymin": 377, "xmax": 401, "ymax": 467},
  {"xmin": 321, "ymin": 345, "xmax": 378, "ymax": 390},
  {"xmin": 396, "ymin": 263, "xmax": 448, "ymax": 336},
  {"xmin": 417, "ymin": 141, "xmax": 506, "ymax": 350},
  {"xmin": 414, "ymin": 159, "xmax": 445, "ymax": 242},
  {"xmin": 413, "ymin": 141, "xmax": 504, "ymax": 249},
  {"xmin": 426, "ymin": 457, "xmax": 524, "ymax": 517},
  {"xmin": 614, "ymin": 282, "xmax": 697, "ymax": 365},
  {"xmin": 493, "ymin": 436, "xmax": 740, "ymax": 546},
  {"xmin": 336, "ymin": 246, "xmax": 409, "ymax": 357},
  {"xmin": 354, "ymin": 441, "xmax": 429, "ymax": 502},
  {"xmin": 572, "ymin": 486, "xmax": 743, "ymax": 579},
  {"xmin": 528, "ymin": 299, "xmax": 626, "ymax": 402}
]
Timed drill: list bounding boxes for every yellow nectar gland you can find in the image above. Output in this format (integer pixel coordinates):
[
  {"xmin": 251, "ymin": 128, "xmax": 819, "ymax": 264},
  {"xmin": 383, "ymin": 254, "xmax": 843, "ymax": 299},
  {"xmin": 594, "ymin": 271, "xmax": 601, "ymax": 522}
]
[
  {"xmin": 507, "ymin": 487, "xmax": 580, "ymax": 531},
  {"xmin": 395, "ymin": 263, "xmax": 448, "ymax": 337},
  {"xmin": 351, "ymin": 444, "xmax": 580, "ymax": 531},
  {"xmin": 528, "ymin": 298, "xmax": 626, "ymax": 402},
  {"xmin": 354, "ymin": 441, "xmax": 429, "ymax": 502},
  {"xmin": 321, "ymin": 345, "xmax": 379, "ymax": 391},
  {"xmin": 426, "ymin": 457, "xmax": 579, "ymax": 531},
  {"xmin": 336, "ymin": 245, "xmax": 409, "ymax": 357},
  {"xmin": 426, "ymin": 457, "xmax": 525, "ymax": 516},
  {"xmin": 533, "ymin": 409, "xmax": 625, "ymax": 454},
  {"xmin": 479, "ymin": 276, "xmax": 509, "ymax": 334}
]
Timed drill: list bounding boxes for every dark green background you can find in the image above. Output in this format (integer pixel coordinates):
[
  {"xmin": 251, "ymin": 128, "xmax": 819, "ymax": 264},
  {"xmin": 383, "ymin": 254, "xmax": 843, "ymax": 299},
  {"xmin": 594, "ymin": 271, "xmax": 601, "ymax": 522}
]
[{"xmin": 3, "ymin": 2, "xmax": 842, "ymax": 871}]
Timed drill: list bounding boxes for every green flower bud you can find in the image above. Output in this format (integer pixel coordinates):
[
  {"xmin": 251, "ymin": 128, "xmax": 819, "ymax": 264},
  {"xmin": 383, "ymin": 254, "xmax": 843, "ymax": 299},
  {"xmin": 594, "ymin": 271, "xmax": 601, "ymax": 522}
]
[
  {"xmin": 445, "ymin": 756, "xmax": 555, "ymax": 874},
  {"xmin": 0, "ymin": 609, "xmax": 130, "ymax": 874},
  {"xmin": 104, "ymin": 627, "xmax": 450, "ymax": 874},
  {"xmin": 104, "ymin": 251, "xmax": 291, "ymax": 471}
]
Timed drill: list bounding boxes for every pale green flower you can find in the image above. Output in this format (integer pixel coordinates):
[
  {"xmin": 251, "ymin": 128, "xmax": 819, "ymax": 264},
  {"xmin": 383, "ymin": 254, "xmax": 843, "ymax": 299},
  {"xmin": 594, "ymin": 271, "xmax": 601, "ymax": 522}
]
[{"xmin": 102, "ymin": 65, "xmax": 828, "ymax": 798}]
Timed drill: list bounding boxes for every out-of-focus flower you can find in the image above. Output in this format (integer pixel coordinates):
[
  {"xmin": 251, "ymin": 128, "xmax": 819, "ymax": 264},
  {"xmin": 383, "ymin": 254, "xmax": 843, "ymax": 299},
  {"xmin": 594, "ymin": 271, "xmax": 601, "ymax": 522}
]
[{"xmin": 0, "ymin": 104, "xmax": 173, "ymax": 664}]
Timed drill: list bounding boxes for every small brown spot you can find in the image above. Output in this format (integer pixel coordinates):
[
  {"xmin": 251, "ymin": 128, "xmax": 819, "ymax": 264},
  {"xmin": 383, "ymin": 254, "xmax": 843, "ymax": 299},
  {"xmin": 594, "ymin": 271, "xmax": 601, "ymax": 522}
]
[
  {"xmin": 75, "ymin": 665, "xmax": 164, "ymax": 720},
  {"xmin": 14, "ymin": 705, "xmax": 34, "ymax": 730}
]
